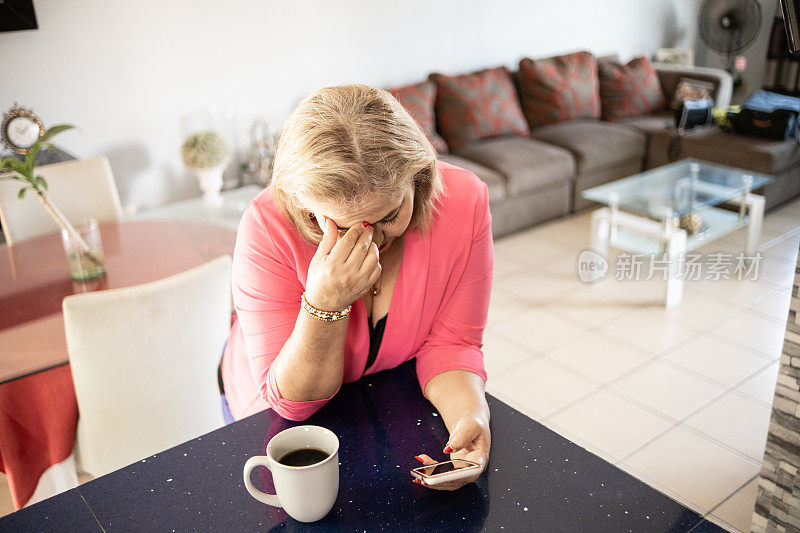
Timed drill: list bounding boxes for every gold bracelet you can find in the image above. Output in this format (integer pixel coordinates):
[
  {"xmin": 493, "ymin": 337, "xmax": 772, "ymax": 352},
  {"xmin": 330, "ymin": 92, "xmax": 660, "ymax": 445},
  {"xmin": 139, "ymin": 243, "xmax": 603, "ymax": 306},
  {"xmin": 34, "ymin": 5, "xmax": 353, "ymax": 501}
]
[{"xmin": 300, "ymin": 292, "xmax": 351, "ymax": 322}]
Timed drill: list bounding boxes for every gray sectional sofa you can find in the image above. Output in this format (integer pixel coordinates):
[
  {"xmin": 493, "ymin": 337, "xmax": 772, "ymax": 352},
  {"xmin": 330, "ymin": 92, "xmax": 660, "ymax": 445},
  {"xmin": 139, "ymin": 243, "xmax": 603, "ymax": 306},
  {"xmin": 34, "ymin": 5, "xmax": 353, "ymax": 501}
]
[{"xmin": 434, "ymin": 60, "xmax": 734, "ymax": 238}]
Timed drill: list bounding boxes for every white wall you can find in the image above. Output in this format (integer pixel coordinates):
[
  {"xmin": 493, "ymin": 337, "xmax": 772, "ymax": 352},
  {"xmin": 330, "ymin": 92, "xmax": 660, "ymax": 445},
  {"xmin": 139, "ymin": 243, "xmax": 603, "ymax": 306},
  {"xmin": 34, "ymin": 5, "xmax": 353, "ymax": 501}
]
[{"xmin": 0, "ymin": 0, "xmax": 699, "ymax": 209}]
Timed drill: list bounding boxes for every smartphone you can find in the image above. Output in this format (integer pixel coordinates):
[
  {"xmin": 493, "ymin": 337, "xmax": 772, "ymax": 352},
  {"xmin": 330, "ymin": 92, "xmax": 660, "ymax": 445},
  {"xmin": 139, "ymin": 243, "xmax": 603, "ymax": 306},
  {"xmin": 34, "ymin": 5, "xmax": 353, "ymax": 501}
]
[{"xmin": 410, "ymin": 459, "xmax": 481, "ymax": 485}]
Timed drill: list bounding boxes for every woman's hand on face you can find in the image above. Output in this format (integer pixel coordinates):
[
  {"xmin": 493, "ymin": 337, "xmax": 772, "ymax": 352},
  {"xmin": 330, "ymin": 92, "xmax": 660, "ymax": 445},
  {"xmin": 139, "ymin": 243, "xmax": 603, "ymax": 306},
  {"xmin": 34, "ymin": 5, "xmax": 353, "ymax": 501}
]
[
  {"xmin": 305, "ymin": 216, "xmax": 381, "ymax": 312},
  {"xmin": 412, "ymin": 413, "xmax": 491, "ymax": 491}
]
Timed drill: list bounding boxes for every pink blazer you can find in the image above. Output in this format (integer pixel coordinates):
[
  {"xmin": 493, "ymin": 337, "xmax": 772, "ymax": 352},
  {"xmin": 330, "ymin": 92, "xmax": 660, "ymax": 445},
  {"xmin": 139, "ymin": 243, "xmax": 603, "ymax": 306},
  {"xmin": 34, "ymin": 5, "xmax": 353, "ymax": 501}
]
[{"xmin": 221, "ymin": 161, "xmax": 492, "ymax": 421}]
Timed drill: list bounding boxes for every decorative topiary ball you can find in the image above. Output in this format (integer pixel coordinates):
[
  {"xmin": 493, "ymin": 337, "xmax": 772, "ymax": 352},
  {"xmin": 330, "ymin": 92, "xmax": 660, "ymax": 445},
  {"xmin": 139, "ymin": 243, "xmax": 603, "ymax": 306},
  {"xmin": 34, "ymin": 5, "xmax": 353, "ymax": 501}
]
[
  {"xmin": 181, "ymin": 131, "xmax": 230, "ymax": 169},
  {"xmin": 679, "ymin": 212, "xmax": 702, "ymax": 233}
]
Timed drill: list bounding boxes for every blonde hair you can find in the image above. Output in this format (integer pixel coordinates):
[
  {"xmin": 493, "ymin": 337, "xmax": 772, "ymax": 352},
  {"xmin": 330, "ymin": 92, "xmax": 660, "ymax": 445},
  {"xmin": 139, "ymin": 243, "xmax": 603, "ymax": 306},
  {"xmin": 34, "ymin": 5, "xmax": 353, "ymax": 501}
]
[{"xmin": 272, "ymin": 84, "xmax": 442, "ymax": 243}]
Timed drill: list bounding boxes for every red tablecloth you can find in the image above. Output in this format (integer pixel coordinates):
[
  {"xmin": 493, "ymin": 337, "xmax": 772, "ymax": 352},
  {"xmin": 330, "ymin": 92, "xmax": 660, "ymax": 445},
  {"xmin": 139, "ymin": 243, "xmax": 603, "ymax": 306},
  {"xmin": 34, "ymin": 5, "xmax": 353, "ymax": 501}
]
[
  {"xmin": 0, "ymin": 220, "xmax": 236, "ymax": 509},
  {"xmin": 0, "ymin": 366, "xmax": 77, "ymax": 509}
]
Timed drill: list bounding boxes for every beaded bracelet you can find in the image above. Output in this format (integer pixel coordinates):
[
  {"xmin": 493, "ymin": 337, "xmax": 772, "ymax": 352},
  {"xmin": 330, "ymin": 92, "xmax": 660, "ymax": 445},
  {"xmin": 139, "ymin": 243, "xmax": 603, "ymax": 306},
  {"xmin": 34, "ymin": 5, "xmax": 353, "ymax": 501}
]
[{"xmin": 301, "ymin": 292, "xmax": 351, "ymax": 322}]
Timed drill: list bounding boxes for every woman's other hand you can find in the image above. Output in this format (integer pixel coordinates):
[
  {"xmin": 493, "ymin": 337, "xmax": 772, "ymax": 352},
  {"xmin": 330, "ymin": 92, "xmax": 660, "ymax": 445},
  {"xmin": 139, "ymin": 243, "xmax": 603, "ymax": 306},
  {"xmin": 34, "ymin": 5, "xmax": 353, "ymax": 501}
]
[
  {"xmin": 305, "ymin": 216, "xmax": 381, "ymax": 311},
  {"xmin": 413, "ymin": 413, "xmax": 490, "ymax": 491}
]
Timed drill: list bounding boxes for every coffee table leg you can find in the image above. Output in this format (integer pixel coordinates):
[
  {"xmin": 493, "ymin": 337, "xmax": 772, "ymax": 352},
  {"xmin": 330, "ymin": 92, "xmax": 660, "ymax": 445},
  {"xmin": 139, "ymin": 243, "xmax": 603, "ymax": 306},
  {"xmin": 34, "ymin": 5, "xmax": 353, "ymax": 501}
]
[
  {"xmin": 745, "ymin": 195, "xmax": 765, "ymax": 257},
  {"xmin": 591, "ymin": 208, "xmax": 611, "ymax": 257},
  {"xmin": 664, "ymin": 230, "xmax": 686, "ymax": 309}
]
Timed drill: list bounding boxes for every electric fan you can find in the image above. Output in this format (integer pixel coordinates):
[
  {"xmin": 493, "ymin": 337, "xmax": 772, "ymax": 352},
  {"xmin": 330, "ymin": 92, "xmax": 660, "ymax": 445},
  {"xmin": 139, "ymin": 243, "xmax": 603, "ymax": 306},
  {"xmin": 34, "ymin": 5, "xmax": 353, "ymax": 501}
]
[{"xmin": 699, "ymin": 0, "xmax": 763, "ymax": 75}]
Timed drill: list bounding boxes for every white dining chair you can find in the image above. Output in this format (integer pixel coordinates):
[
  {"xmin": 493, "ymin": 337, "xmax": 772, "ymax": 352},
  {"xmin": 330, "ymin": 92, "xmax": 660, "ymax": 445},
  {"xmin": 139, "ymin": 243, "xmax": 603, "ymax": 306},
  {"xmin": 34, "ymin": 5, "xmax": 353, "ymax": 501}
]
[
  {"xmin": 0, "ymin": 155, "xmax": 123, "ymax": 245},
  {"xmin": 62, "ymin": 255, "xmax": 231, "ymax": 478}
]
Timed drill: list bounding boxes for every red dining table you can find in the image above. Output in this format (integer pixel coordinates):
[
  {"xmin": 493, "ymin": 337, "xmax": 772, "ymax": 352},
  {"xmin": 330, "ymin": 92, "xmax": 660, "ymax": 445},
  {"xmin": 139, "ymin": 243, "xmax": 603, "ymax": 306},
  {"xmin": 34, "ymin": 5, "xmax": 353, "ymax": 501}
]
[{"xmin": 0, "ymin": 219, "xmax": 236, "ymax": 509}]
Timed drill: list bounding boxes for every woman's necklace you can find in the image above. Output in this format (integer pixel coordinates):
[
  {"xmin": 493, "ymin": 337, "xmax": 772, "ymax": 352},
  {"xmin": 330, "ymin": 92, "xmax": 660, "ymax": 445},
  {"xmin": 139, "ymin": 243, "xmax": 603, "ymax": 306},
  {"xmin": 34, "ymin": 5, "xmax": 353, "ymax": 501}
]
[
  {"xmin": 371, "ymin": 236, "xmax": 395, "ymax": 297},
  {"xmin": 370, "ymin": 234, "xmax": 403, "ymax": 299},
  {"xmin": 372, "ymin": 272, "xmax": 382, "ymax": 296}
]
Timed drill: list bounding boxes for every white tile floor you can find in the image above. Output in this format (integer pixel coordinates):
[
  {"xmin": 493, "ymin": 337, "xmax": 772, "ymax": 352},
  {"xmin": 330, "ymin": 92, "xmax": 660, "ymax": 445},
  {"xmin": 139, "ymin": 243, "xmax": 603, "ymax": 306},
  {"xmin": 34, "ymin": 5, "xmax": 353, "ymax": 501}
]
[
  {"xmin": 2, "ymin": 198, "xmax": 798, "ymax": 530},
  {"xmin": 484, "ymin": 197, "xmax": 800, "ymax": 533}
]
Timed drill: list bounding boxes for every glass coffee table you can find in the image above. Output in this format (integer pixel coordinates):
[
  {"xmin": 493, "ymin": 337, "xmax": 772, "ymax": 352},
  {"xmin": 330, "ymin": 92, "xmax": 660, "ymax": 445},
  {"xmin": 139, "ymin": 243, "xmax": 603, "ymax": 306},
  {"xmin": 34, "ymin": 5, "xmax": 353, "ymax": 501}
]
[{"xmin": 582, "ymin": 159, "xmax": 773, "ymax": 308}]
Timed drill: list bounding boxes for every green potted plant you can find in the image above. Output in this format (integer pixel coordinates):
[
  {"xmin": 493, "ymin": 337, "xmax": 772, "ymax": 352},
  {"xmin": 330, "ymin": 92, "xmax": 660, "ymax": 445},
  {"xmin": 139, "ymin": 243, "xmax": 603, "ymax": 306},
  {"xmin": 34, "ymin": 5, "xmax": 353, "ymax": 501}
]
[
  {"xmin": 0, "ymin": 124, "xmax": 104, "ymax": 272},
  {"xmin": 181, "ymin": 130, "xmax": 230, "ymax": 207}
]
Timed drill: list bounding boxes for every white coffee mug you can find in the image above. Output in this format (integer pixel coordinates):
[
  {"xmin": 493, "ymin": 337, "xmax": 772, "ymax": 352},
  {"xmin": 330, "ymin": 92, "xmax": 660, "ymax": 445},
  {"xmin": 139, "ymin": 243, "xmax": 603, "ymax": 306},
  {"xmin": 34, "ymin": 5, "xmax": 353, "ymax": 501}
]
[{"xmin": 243, "ymin": 425, "xmax": 339, "ymax": 523}]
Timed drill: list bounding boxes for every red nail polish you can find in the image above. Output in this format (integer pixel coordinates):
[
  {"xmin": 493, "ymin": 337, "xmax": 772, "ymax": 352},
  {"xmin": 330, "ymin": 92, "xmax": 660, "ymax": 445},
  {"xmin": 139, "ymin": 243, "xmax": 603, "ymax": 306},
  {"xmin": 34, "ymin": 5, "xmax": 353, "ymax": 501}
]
[
  {"xmin": 414, "ymin": 455, "xmax": 424, "ymax": 463},
  {"xmin": 362, "ymin": 221, "xmax": 372, "ymax": 228},
  {"xmin": 443, "ymin": 446, "xmax": 453, "ymax": 454}
]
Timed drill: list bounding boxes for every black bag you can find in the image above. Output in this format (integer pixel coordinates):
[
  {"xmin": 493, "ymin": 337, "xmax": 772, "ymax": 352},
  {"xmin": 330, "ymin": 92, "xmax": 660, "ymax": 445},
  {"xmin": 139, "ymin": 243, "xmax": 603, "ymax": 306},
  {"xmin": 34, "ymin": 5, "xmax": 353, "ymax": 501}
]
[
  {"xmin": 728, "ymin": 90, "xmax": 800, "ymax": 141},
  {"xmin": 728, "ymin": 108, "xmax": 798, "ymax": 140}
]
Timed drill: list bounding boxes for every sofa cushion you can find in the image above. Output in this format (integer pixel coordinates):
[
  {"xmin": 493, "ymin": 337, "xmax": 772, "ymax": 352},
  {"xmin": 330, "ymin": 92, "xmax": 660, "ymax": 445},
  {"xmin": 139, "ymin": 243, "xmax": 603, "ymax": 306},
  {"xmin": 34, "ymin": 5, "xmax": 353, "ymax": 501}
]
[
  {"xmin": 388, "ymin": 80, "xmax": 449, "ymax": 154},
  {"xmin": 452, "ymin": 137, "xmax": 575, "ymax": 196},
  {"xmin": 617, "ymin": 111, "xmax": 674, "ymax": 134},
  {"xmin": 437, "ymin": 154, "xmax": 506, "ymax": 205},
  {"xmin": 433, "ymin": 66, "xmax": 529, "ymax": 151},
  {"xmin": 646, "ymin": 127, "xmax": 800, "ymax": 175},
  {"xmin": 530, "ymin": 119, "xmax": 647, "ymax": 174},
  {"xmin": 599, "ymin": 57, "xmax": 666, "ymax": 121},
  {"xmin": 517, "ymin": 51, "xmax": 601, "ymax": 128}
]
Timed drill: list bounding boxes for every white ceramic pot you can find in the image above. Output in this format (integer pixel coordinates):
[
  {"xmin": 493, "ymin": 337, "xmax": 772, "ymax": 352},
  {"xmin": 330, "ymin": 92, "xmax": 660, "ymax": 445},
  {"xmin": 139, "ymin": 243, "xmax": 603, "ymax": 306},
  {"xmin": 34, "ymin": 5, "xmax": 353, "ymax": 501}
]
[{"xmin": 192, "ymin": 164, "xmax": 226, "ymax": 207}]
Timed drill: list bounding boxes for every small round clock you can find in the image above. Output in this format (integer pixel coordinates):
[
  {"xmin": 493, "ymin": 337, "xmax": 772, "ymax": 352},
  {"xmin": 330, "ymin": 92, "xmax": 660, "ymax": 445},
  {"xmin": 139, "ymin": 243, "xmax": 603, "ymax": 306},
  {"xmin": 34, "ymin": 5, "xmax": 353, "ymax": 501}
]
[{"xmin": 1, "ymin": 104, "xmax": 45, "ymax": 155}]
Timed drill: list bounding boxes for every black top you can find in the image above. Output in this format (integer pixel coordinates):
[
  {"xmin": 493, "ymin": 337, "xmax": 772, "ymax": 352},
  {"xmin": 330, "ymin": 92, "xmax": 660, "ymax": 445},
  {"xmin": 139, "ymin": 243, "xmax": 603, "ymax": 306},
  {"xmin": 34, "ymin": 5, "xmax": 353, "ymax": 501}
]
[{"xmin": 366, "ymin": 314, "xmax": 387, "ymax": 371}]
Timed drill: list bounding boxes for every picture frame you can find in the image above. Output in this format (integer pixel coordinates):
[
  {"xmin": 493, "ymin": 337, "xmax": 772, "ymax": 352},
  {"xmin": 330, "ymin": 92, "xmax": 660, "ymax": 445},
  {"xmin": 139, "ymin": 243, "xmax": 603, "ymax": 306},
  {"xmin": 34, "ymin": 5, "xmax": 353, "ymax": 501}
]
[{"xmin": 655, "ymin": 48, "xmax": 695, "ymax": 67}]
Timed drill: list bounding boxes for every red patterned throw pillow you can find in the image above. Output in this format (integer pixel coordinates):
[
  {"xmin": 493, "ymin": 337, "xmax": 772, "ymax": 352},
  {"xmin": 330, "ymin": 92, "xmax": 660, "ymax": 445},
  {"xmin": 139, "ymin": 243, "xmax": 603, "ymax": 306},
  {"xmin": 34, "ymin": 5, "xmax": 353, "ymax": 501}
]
[
  {"xmin": 432, "ymin": 66, "xmax": 529, "ymax": 151},
  {"xmin": 389, "ymin": 80, "xmax": 449, "ymax": 154},
  {"xmin": 517, "ymin": 51, "xmax": 601, "ymax": 128},
  {"xmin": 599, "ymin": 57, "xmax": 666, "ymax": 121}
]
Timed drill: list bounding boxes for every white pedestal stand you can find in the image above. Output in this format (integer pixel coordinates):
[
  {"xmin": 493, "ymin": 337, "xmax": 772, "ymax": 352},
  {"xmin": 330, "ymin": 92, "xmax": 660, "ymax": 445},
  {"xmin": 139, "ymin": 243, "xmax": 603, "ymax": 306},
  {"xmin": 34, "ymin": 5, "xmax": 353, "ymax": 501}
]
[{"xmin": 192, "ymin": 164, "xmax": 227, "ymax": 207}]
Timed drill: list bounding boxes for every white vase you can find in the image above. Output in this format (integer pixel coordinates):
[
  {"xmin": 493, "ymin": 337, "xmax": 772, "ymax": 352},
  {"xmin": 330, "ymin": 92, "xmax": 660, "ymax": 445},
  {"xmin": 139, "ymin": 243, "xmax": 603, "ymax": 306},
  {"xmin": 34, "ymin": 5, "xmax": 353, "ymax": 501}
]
[{"xmin": 192, "ymin": 164, "xmax": 226, "ymax": 207}]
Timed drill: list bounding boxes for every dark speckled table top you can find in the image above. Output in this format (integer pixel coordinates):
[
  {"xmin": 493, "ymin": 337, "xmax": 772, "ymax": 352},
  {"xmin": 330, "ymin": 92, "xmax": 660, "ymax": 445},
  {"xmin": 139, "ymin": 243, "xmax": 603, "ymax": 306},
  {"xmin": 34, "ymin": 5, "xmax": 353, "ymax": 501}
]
[{"xmin": 0, "ymin": 362, "xmax": 725, "ymax": 532}]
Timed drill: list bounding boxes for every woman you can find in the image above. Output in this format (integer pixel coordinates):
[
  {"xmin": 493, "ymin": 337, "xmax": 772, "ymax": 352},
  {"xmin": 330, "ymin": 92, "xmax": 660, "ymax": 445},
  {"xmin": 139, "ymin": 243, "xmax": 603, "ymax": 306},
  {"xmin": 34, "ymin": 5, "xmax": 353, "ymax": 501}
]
[{"xmin": 221, "ymin": 84, "xmax": 492, "ymax": 490}]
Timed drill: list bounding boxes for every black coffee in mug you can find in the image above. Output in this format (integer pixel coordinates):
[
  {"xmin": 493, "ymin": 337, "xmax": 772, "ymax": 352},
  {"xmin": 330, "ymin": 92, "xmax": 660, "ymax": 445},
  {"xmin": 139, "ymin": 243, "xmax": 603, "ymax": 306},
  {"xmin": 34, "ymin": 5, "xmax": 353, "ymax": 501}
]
[{"xmin": 278, "ymin": 448, "xmax": 329, "ymax": 467}]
